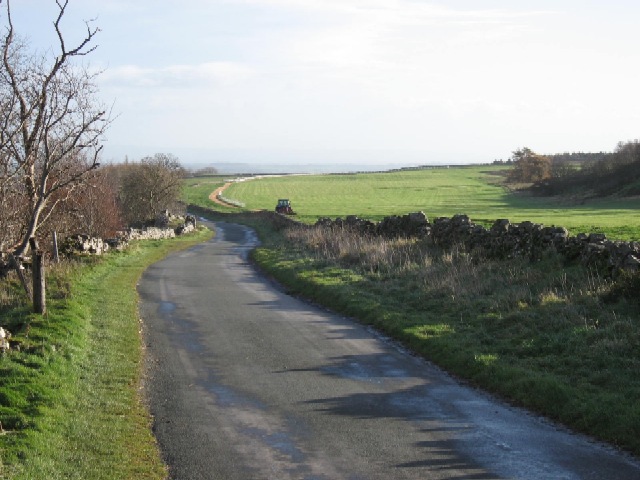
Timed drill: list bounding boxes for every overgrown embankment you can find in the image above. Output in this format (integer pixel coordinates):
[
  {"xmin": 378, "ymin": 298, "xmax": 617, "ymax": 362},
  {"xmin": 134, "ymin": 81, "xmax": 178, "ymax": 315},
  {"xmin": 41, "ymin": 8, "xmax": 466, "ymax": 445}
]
[
  {"xmin": 193, "ymin": 207, "xmax": 640, "ymax": 457},
  {"xmin": 0, "ymin": 228, "xmax": 212, "ymax": 479}
]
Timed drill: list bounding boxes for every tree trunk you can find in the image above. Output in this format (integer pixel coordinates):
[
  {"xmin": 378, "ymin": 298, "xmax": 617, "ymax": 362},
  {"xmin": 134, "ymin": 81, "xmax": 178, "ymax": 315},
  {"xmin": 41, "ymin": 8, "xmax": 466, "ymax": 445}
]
[{"xmin": 14, "ymin": 200, "xmax": 43, "ymax": 259}]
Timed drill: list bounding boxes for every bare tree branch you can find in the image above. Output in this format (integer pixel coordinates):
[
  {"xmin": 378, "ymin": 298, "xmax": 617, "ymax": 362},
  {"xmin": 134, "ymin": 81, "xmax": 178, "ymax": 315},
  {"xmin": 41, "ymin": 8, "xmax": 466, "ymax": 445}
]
[{"xmin": 0, "ymin": 0, "xmax": 111, "ymax": 257}]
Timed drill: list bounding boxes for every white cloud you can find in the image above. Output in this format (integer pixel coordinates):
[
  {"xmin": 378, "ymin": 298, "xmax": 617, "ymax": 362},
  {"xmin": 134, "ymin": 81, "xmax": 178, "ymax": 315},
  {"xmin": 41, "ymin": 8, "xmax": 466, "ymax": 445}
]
[
  {"xmin": 101, "ymin": 62, "xmax": 254, "ymax": 88},
  {"xmin": 262, "ymin": 1, "xmax": 554, "ymax": 105},
  {"xmin": 66, "ymin": 0, "xmax": 640, "ymax": 162}
]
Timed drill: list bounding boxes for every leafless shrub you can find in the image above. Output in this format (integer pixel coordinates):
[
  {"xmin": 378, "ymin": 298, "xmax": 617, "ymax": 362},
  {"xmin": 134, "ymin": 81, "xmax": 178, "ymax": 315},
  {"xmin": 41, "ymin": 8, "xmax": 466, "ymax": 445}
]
[{"xmin": 286, "ymin": 224, "xmax": 430, "ymax": 274}]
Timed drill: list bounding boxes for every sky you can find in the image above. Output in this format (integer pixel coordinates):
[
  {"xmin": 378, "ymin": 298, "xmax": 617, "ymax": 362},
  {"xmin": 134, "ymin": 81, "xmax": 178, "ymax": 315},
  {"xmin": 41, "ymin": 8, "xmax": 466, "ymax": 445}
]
[{"xmin": 4, "ymin": 0, "xmax": 640, "ymax": 168}]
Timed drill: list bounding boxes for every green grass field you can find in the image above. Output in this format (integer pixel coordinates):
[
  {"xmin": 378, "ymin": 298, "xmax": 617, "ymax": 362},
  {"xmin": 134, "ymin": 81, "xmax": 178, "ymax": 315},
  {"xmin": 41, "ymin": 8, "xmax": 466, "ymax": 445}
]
[{"xmin": 196, "ymin": 166, "xmax": 640, "ymax": 240}]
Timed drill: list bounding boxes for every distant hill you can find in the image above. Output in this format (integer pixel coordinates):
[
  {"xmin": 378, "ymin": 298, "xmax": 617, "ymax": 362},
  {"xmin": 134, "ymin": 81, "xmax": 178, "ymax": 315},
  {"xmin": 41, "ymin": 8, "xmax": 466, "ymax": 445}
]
[{"xmin": 184, "ymin": 162, "xmax": 428, "ymax": 175}]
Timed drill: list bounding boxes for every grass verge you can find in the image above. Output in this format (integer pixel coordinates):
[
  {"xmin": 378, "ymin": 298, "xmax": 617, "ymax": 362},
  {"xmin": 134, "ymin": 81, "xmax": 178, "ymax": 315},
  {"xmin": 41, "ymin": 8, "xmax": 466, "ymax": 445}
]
[
  {"xmin": 0, "ymin": 227, "xmax": 212, "ymax": 479},
  {"xmin": 246, "ymin": 218, "xmax": 640, "ymax": 457}
]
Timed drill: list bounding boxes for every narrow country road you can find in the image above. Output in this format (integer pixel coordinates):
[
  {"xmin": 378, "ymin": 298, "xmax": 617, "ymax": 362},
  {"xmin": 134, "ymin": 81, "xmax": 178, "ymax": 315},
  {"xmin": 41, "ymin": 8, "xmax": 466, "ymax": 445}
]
[{"xmin": 138, "ymin": 221, "xmax": 640, "ymax": 480}]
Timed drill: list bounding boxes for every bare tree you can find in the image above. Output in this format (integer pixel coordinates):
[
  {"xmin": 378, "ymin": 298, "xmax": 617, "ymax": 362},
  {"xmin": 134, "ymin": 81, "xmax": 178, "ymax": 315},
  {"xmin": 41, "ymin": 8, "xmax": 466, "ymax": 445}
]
[
  {"xmin": 507, "ymin": 147, "xmax": 552, "ymax": 183},
  {"xmin": 68, "ymin": 166, "xmax": 124, "ymax": 238},
  {"xmin": 119, "ymin": 153, "xmax": 186, "ymax": 226},
  {"xmin": 0, "ymin": 162, "xmax": 27, "ymax": 251},
  {"xmin": 0, "ymin": 0, "xmax": 111, "ymax": 258},
  {"xmin": 31, "ymin": 165, "xmax": 124, "ymax": 241}
]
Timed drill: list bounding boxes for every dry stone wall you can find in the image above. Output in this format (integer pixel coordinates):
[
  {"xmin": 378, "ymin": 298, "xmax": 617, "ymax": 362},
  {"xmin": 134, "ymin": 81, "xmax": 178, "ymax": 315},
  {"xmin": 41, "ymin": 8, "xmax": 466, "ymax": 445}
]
[
  {"xmin": 315, "ymin": 212, "xmax": 640, "ymax": 276},
  {"xmin": 185, "ymin": 204, "xmax": 640, "ymax": 276},
  {"xmin": 1, "ymin": 214, "xmax": 198, "ymax": 277},
  {"xmin": 58, "ymin": 214, "xmax": 197, "ymax": 257}
]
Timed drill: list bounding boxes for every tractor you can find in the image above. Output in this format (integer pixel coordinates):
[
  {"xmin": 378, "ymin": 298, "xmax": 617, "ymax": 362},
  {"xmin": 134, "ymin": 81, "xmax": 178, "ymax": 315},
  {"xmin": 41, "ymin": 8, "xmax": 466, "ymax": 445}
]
[{"xmin": 275, "ymin": 199, "xmax": 296, "ymax": 215}]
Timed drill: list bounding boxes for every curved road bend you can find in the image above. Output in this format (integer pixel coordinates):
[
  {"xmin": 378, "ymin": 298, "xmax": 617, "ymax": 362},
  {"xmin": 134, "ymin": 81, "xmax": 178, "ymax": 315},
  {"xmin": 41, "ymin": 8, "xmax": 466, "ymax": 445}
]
[{"xmin": 139, "ymin": 221, "xmax": 640, "ymax": 480}]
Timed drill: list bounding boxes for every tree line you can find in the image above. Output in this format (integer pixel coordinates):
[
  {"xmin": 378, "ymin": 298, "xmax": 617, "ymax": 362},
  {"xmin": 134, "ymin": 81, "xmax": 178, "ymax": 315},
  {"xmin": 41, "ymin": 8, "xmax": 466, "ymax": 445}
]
[{"xmin": 505, "ymin": 141, "xmax": 640, "ymax": 197}]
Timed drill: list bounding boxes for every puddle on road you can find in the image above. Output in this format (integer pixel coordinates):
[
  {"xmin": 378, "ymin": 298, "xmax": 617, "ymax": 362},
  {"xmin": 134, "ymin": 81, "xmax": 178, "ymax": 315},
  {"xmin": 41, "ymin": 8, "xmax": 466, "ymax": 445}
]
[
  {"xmin": 159, "ymin": 301, "xmax": 176, "ymax": 314},
  {"xmin": 157, "ymin": 302, "xmax": 204, "ymax": 353},
  {"xmin": 202, "ymin": 382, "xmax": 266, "ymax": 411},
  {"xmin": 321, "ymin": 355, "xmax": 413, "ymax": 383},
  {"xmin": 240, "ymin": 427, "xmax": 307, "ymax": 464}
]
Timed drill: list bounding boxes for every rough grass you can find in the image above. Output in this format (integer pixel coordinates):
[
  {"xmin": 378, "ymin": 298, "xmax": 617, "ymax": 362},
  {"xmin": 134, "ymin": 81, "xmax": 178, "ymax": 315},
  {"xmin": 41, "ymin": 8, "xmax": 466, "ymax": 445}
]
[
  {"xmin": 251, "ymin": 222, "xmax": 640, "ymax": 456},
  {"xmin": 0, "ymin": 227, "xmax": 212, "ymax": 479}
]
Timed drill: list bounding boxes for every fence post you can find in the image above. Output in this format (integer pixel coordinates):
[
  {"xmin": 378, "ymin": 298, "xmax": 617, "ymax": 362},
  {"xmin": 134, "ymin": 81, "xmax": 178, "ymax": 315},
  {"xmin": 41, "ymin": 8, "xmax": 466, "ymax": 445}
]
[
  {"xmin": 52, "ymin": 231, "xmax": 59, "ymax": 263},
  {"xmin": 29, "ymin": 237, "xmax": 46, "ymax": 315}
]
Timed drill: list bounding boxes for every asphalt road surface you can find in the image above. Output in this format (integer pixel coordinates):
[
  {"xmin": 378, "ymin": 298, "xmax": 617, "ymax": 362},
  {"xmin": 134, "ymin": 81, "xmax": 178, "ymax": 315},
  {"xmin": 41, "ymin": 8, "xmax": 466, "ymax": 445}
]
[{"xmin": 139, "ymin": 221, "xmax": 640, "ymax": 480}]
